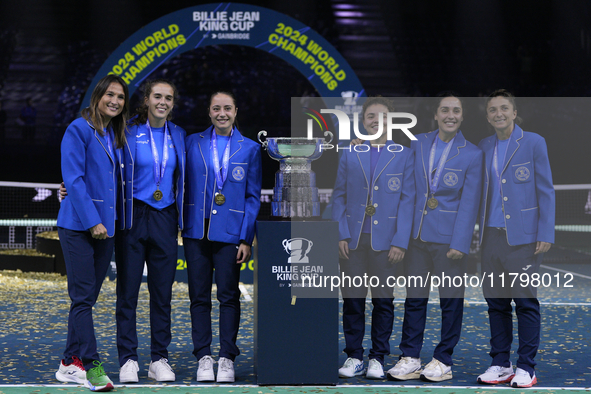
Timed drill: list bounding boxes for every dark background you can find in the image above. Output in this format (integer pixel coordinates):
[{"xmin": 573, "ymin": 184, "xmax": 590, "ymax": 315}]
[{"xmin": 1, "ymin": 0, "xmax": 590, "ymax": 188}]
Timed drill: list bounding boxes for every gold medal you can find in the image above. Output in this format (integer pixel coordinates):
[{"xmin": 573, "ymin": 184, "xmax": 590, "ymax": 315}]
[
  {"xmin": 215, "ymin": 193, "xmax": 226, "ymax": 206},
  {"xmin": 153, "ymin": 189, "xmax": 163, "ymax": 201},
  {"xmin": 365, "ymin": 205, "xmax": 376, "ymax": 216},
  {"xmin": 427, "ymin": 197, "xmax": 438, "ymax": 209}
]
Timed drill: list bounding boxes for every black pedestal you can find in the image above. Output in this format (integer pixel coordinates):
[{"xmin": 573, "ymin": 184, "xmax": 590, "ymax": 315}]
[{"xmin": 254, "ymin": 220, "xmax": 339, "ymax": 385}]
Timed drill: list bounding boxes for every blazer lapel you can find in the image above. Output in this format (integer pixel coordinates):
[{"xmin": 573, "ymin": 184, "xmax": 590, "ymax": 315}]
[
  {"xmin": 228, "ymin": 127, "xmax": 243, "ymax": 160},
  {"xmin": 356, "ymin": 141, "xmax": 371, "ymax": 187},
  {"xmin": 126, "ymin": 127, "xmax": 137, "ymax": 164},
  {"xmin": 168, "ymin": 122, "xmax": 183, "ymax": 164},
  {"xmin": 373, "ymin": 141, "xmax": 396, "ymax": 183},
  {"xmin": 446, "ymin": 130, "xmax": 466, "ymax": 163},
  {"xmin": 198, "ymin": 126, "xmax": 213, "ymax": 172},
  {"xmin": 94, "ymin": 128, "xmax": 114, "ymax": 165}
]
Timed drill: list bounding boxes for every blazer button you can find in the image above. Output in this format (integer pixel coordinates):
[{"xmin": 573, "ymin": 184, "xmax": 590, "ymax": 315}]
[
  {"xmin": 501, "ymin": 179, "xmax": 506, "ymax": 183},
  {"xmin": 374, "ymin": 186, "xmax": 379, "ymax": 190},
  {"xmin": 373, "ymin": 203, "xmax": 378, "ymax": 207},
  {"xmin": 503, "ymin": 197, "xmax": 508, "ymax": 201},
  {"xmin": 505, "ymin": 214, "xmax": 510, "ymax": 219},
  {"xmin": 424, "ymin": 210, "xmax": 428, "ymax": 215},
  {"xmin": 212, "ymin": 210, "xmax": 217, "ymax": 214},
  {"xmin": 373, "ymin": 220, "xmax": 378, "ymax": 225},
  {"xmin": 121, "ymin": 164, "xmax": 124, "ymax": 168}
]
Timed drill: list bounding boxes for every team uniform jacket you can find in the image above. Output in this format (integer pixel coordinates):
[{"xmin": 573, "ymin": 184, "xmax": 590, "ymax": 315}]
[
  {"xmin": 57, "ymin": 117, "xmax": 124, "ymax": 237},
  {"xmin": 182, "ymin": 127, "xmax": 262, "ymax": 245},
  {"xmin": 411, "ymin": 130, "xmax": 483, "ymax": 255},
  {"xmin": 332, "ymin": 141, "xmax": 415, "ymax": 251},
  {"xmin": 117, "ymin": 121, "xmax": 186, "ymax": 230},
  {"xmin": 478, "ymin": 124, "xmax": 555, "ymax": 246}
]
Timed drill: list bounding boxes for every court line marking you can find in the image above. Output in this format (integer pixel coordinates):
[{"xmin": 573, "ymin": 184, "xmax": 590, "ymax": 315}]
[
  {"xmin": 239, "ymin": 283, "xmax": 252, "ymax": 301},
  {"xmin": 0, "ymin": 384, "xmax": 590, "ymax": 390},
  {"xmin": 541, "ymin": 264, "xmax": 591, "ymax": 280}
]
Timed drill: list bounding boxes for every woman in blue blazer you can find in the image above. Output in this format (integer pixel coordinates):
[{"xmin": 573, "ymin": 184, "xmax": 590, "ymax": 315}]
[
  {"xmin": 332, "ymin": 97, "xmax": 415, "ymax": 380},
  {"xmin": 114, "ymin": 79, "xmax": 186, "ymax": 383},
  {"xmin": 56, "ymin": 74, "xmax": 129, "ymax": 392},
  {"xmin": 388, "ymin": 94, "xmax": 483, "ymax": 382},
  {"xmin": 183, "ymin": 91, "xmax": 262, "ymax": 383},
  {"xmin": 476, "ymin": 90, "xmax": 554, "ymax": 388}
]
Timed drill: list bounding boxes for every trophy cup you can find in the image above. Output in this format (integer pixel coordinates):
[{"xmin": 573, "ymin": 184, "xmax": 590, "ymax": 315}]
[
  {"xmin": 257, "ymin": 130, "xmax": 333, "ymax": 218},
  {"xmin": 282, "ymin": 237, "xmax": 314, "ymax": 263}
]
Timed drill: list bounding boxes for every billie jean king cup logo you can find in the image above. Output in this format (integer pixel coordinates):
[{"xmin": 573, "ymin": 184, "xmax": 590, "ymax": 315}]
[
  {"xmin": 303, "ymin": 109, "xmax": 418, "ymax": 152},
  {"xmin": 283, "ymin": 238, "xmax": 314, "ymax": 263},
  {"xmin": 341, "ymin": 91, "xmax": 359, "ymax": 106}
]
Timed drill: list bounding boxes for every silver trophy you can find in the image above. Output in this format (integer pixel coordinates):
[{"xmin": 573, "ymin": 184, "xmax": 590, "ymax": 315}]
[{"xmin": 257, "ymin": 130, "xmax": 333, "ymax": 218}]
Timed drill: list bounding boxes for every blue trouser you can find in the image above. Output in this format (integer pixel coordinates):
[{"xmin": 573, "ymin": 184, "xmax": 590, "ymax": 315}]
[
  {"xmin": 481, "ymin": 227, "xmax": 542, "ymax": 377},
  {"xmin": 115, "ymin": 200, "xmax": 178, "ymax": 366},
  {"xmin": 58, "ymin": 227, "xmax": 114, "ymax": 371},
  {"xmin": 339, "ymin": 233, "xmax": 396, "ymax": 365},
  {"xmin": 399, "ymin": 239, "xmax": 465, "ymax": 366},
  {"xmin": 184, "ymin": 236, "xmax": 241, "ymax": 361}
]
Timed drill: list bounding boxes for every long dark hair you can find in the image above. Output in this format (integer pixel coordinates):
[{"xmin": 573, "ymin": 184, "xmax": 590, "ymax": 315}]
[
  {"xmin": 131, "ymin": 79, "xmax": 179, "ymax": 126},
  {"xmin": 81, "ymin": 74, "xmax": 129, "ymax": 148},
  {"xmin": 208, "ymin": 91, "xmax": 239, "ymax": 130}
]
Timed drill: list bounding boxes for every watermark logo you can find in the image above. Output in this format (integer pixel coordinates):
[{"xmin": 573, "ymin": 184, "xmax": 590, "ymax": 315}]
[
  {"xmin": 283, "ymin": 238, "xmax": 313, "ymax": 263},
  {"xmin": 303, "ymin": 107, "xmax": 328, "ymax": 133},
  {"xmin": 302, "ymin": 108, "xmax": 418, "ymax": 152}
]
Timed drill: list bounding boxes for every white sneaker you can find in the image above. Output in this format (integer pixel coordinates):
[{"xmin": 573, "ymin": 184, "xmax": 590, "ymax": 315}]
[
  {"xmin": 338, "ymin": 357, "xmax": 365, "ymax": 378},
  {"xmin": 511, "ymin": 367, "xmax": 537, "ymax": 388},
  {"xmin": 217, "ymin": 357, "xmax": 235, "ymax": 383},
  {"xmin": 55, "ymin": 356, "xmax": 86, "ymax": 384},
  {"xmin": 196, "ymin": 355, "xmax": 215, "ymax": 382},
  {"xmin": 420, "ymin": 358, "xmax": 452, "ymax": 382},
  {"xmin": 387, "ymin": 357, "xmax": 421, "ymax": 381},
  {"xmin": 119, "ymin": 359, "xmax": 139, "ymax": 383},
  {"xmin": 366, "ymin": 359, "xmax": 385, "ymax": 379},
  {"xmin": 477, "ymin": 363, "xmax": 515, "ymax": 384},
  {"xmin": 148, "ymin": 358, "xmax": 175, "ymax": 382}
]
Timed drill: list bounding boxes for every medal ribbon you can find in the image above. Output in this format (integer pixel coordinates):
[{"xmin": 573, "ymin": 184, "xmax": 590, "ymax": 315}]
[
  {"xmin": 211, "ymin": 126, "xmax": 234, "ymax": 192},
  {"xmin": 146, "ymin": 120, "xmax": 169, "ymax": 189},
  {"xmin": 428, "ymin": 134, "xmax": 456, "ymax": 195},
  {"xmin": 493, "ymin": 134, "xmax": 511, "ymax": 196}
]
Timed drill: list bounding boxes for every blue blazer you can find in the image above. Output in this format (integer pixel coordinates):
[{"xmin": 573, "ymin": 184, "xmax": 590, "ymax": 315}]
[
  {"xmin": 57, "ymin": 117, "xmax": 124, "ymax": 237},
  {"xmin": 118, "ymin": 121, "xmax": 186, "ymax": 230},
  {"xmin": 478, "ymin": 125, "xmax": 555, "ymax": 246},
  {"xmin": 411, "ymin": 131, "xmax": 483, "ymax": 255},
  {"xmin": 332, "ymin": 141, "xmax": 415, "ymax": 251},
  {"xmin": 182, "ymin": 126, "xmax": 262, "ymax": 245}
]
